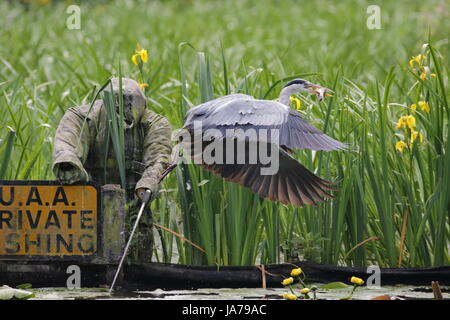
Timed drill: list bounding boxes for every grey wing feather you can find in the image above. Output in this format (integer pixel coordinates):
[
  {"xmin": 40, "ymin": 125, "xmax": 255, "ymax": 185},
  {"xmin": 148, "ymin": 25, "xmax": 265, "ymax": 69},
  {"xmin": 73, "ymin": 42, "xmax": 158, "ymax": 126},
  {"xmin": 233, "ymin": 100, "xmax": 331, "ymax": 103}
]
[
  {"xmin": 281, "ymin": 110, "xmax": 347, "ymax": 151},
  {"xmin": 184, "ymin": 95, "xmax": 347, "ymax": 151},
  {"xmin": 199, "ymin": 144, "xmax": 335, "ymax": 207},
  {"xmin": 184, "ymin": 94, "xmax": 251, "ymax": 126},
  {"xmin": 184, "ymin": 94, "xmax": 287, "ymax": 128}
]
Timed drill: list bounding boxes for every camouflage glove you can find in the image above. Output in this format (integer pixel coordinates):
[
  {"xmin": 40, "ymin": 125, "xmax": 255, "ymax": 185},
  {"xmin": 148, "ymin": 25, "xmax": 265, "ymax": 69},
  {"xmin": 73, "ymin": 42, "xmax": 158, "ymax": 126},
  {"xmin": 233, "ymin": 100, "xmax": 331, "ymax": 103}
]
[{"xmin": 54, "ymin": 161, "xmax": 89, "ymax": 184}]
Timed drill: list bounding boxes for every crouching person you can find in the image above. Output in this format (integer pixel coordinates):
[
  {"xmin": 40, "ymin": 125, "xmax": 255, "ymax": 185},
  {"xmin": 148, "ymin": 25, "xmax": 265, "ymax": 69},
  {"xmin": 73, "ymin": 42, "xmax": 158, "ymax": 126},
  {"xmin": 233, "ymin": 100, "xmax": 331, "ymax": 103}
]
[{"xmin": 52, "ymin": 77, "xmax": 172, "ymax": 262}]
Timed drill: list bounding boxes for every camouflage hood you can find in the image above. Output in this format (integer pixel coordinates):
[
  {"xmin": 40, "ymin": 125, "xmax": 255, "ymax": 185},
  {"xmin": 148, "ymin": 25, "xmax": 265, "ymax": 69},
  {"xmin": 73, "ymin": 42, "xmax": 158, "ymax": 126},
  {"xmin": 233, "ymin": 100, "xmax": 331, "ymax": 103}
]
[{"xmin": 102, "ymin": 77, "xmax": 147, "ymax": 125}]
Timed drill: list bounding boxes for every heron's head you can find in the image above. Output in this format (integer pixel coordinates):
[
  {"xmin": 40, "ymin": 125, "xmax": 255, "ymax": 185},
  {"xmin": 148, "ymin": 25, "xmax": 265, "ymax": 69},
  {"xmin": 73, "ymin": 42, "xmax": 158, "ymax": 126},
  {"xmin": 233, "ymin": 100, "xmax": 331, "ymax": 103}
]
[{"xmin": 282, "ymin": 78, "xmax": 332, "ymax": 102}]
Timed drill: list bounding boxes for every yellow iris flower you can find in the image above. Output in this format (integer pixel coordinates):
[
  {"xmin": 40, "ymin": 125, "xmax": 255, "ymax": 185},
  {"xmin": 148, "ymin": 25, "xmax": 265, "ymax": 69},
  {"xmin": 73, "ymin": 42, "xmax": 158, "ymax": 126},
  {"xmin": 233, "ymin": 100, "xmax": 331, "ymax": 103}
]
[
  {"xmin": 410, "ymin": 104, "xmax": 417, "ymax": 112},
  {"xmin": 137, "ymin": 48, "xmax": 148, "ymax": 63},
  {"xmin": 138, "ymin": 81, "xmax": 149, "ymax": 89},
  {"xmin": 396, "ymin": 115, "xmax": 415, "ymax": 130},
  {"xmin": 409, "ymin": 54, "xmax": 436, "ymax": 80},
  {"xmin": 411, "ymin": 130, "xmax": 423, "ymax": 144},
  {"xmin": 406, "ymin": 115, "xmax": 416, "ymax": 129},
  {"xmin": 395, "ymin": 141, "xmax": 407, "ymax": 152},
  {"xmin": 396, "ymin": 117, "xmax": 407, "ymax": 129},
  {"xmin": 418, "ymin": 101, "xmax": 430, "ymax": 113},
  {"xmin": 131, "ymin": 45, "xmax": 148, "ymax": 65},
  {"xmin": 409, "ymin": 54, "xmax": 425, "ymax": 68},
  {"xmin": 289, "ymin": 96, "xmax": 302, "ymax": 110}
]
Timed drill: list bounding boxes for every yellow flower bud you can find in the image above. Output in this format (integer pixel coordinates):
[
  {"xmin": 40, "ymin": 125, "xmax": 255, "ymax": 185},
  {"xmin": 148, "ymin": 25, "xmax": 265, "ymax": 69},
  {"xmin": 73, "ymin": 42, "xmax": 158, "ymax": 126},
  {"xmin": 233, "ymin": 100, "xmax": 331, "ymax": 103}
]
[
  {"xmin": 290, "ymin": 268, "xmax": 302, "ymax": 277},
  {"xmin": 282, "ymin": 293, "xmax": 298, "ymax": 300},
  {"xmin": 300, "ymin": 288, "xmax": 310, "ymax": 294},
  {"xmin": 281, "ymin": 277, "xmax": 294, "ymax": 286},
  {"xmin": 350, "ymin": 276, "xmax": 365, "ymax": 286}
]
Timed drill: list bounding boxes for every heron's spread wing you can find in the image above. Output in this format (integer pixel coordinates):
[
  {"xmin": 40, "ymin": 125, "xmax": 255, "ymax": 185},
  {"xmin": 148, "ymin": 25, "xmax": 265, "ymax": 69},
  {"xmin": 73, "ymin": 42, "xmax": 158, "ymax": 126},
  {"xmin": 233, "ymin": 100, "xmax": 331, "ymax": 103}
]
[
  {"xmin": 184, "ymin": 95, "xmax": 346, "ymax": 151},
  {"xmin": 182, "ymin": 93, "xmax": 344, "ymax": 206},
  {"xmin": 184, "ymin": 94, "xmax": 288, "ymax": 128},
  {"xmin": 191, "ymin": 138, "xmax": 334, "ymax": 207},
  {"xmin": 280, "ymin": 110, "xmax": 347, "ymax": 150}
]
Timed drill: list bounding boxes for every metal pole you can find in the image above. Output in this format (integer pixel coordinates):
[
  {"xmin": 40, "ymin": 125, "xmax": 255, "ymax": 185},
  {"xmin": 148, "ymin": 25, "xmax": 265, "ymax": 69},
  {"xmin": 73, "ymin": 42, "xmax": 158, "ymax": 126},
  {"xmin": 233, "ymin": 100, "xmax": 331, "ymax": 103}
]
[{"xmin": 109, "ymin": 189, "xmax": 152, "ymax": 293}]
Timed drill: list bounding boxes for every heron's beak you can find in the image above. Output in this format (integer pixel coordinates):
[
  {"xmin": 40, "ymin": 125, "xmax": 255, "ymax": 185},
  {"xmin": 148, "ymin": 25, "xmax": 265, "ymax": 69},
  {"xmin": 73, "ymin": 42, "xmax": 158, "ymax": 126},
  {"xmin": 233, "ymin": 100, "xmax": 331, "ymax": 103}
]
[{"xmin": 305, "ymin": 83, "xmax": 333, "ymax": 101}]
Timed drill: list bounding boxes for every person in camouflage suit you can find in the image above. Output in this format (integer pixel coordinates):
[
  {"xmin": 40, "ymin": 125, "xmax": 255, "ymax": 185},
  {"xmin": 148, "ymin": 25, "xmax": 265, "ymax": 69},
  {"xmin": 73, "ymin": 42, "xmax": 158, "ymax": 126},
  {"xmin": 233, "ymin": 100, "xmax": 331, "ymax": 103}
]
[{"xmin": 52, "ymin": 77, "xmax": 172, "ymax": 262}]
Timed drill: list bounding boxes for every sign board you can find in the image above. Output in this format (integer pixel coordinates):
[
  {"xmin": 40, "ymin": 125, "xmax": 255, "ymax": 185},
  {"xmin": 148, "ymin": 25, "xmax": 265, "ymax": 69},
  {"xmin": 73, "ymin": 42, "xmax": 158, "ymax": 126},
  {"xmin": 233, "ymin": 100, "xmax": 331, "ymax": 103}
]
[{"xmin": 0, "ymin": 181, "xmax": 100, "ymax": 259}]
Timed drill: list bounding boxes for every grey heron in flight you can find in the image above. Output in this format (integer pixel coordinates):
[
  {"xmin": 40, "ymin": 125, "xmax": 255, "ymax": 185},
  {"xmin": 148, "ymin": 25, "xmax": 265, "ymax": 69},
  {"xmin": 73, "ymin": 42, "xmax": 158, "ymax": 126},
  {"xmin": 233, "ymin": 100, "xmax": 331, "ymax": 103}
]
[{"xmin": 166, "ymin": 79, "xmax": 346, "ymax": 207}]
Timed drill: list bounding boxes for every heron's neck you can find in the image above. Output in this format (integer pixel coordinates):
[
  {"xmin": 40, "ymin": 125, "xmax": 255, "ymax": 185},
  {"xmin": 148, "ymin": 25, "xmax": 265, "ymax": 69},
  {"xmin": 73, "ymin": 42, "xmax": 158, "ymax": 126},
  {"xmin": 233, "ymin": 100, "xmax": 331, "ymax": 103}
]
[{"xmin": 278, "ymin": 86, "xmax": 298, "ymax": 106}]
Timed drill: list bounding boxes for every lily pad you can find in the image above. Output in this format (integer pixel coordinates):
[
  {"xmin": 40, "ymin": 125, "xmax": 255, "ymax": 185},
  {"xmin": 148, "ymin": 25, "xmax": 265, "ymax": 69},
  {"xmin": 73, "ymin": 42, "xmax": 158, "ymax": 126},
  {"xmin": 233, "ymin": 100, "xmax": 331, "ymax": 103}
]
[
  {"xmin": 319, "ymin": 282, "xmax": 350, "ymax": 289},
  {"xmin": 0, "ymin": 285, "xmax": 35, "ymax": 300},
  {"xmin": 16, "ymin": 283, "xmax": 33, "ymax": 290}
]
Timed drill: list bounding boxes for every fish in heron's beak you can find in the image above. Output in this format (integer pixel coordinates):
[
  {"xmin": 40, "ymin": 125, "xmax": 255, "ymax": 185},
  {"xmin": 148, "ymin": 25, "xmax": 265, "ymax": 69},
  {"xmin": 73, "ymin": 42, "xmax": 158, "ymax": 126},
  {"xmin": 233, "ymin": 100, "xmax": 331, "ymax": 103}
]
[{"xmin": 305, "ymin": 83, "xmax": 333, "ymax": 101}]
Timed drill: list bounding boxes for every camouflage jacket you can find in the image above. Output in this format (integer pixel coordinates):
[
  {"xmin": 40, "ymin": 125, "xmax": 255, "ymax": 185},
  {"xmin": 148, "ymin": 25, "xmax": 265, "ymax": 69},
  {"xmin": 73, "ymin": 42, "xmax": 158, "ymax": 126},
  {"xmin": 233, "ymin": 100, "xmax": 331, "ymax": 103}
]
[{"xmin": 53, "ymin": 90, "xmax": 172, "ymax": 199}]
